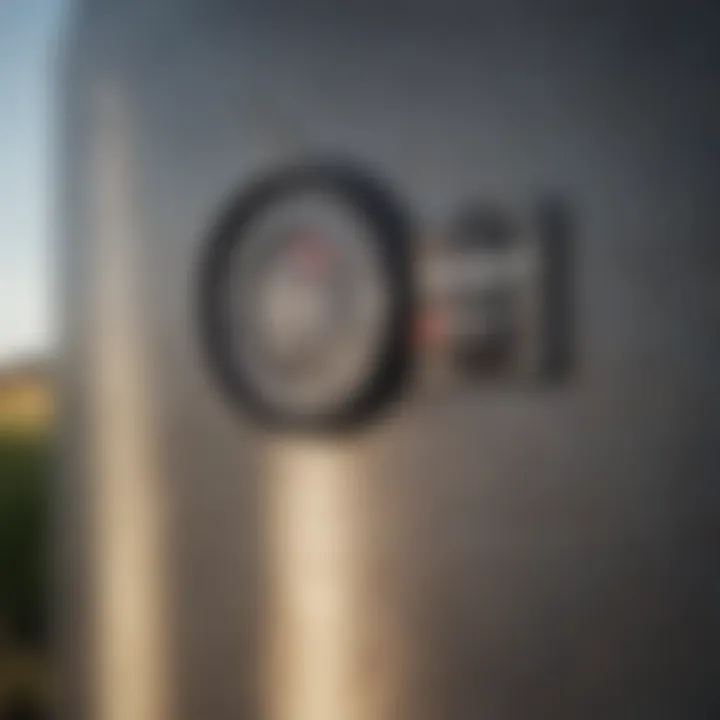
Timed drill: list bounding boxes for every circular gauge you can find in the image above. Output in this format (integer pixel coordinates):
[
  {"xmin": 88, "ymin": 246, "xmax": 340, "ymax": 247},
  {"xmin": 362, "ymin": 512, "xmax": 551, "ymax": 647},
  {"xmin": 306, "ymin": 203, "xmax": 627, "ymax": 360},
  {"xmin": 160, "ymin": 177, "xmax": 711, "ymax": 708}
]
[{"xmin": 198, "ymin": 161, "xmax": 413, "ymax": 430}]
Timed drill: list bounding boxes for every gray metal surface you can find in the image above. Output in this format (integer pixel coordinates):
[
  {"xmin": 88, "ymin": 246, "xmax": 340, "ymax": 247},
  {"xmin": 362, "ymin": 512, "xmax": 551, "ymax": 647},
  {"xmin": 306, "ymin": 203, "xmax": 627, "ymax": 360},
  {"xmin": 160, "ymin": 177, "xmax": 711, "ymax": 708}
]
[{"xmin": 60, "ymin": 1, "xmax": 720, "ymax": 719}]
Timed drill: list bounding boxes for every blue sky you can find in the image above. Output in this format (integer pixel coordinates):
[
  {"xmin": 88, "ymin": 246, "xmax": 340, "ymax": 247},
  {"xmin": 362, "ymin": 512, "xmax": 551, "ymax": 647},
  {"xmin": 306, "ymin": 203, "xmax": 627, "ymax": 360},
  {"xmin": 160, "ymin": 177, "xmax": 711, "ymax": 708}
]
[{"xmin": 0, "ymin": 0, "xmax": 65, "ymax": 363}]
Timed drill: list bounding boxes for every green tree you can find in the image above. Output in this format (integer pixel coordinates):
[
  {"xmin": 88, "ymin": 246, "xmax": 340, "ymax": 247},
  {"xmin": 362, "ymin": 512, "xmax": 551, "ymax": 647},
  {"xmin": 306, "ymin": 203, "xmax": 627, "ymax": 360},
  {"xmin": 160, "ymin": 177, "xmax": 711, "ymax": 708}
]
[{"xmin": 0, "ymin": 432, "xmax": 50, "ymax": 719}]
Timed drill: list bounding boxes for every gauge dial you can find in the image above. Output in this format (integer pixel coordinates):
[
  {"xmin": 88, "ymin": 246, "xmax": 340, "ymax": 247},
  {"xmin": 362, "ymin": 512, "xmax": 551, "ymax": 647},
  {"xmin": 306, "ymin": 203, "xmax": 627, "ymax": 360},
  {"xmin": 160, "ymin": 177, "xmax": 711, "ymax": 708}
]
[{"xmin": 199, "ymin": 162, "xmax": 413, "ymax": 430}]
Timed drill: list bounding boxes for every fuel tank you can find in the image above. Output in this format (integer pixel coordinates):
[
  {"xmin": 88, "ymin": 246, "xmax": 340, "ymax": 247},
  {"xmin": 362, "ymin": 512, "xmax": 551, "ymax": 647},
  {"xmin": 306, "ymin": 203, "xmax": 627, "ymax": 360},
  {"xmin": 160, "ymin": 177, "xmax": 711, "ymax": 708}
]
[{"xmin": 59, "ymin": 1, "xmax": 720, "ymax": 719}]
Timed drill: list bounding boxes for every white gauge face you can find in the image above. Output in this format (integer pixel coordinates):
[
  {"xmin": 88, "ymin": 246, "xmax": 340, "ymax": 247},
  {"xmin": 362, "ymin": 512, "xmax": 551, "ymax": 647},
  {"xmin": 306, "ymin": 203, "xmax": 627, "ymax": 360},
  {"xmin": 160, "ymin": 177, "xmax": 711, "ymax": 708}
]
[{"xmin": 223, "ymin": 189, "xmax": 391, "ymax": 418}]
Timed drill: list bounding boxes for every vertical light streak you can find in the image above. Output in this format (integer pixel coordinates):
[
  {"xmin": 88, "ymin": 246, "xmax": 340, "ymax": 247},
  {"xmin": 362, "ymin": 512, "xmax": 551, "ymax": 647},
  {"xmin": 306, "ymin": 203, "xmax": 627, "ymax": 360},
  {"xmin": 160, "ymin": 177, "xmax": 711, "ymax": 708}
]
[
  {"xmin": 263, "ymin": 435, "xmax": 410, "ymax": 720},
  {"xmin": 89, "ymin": 83, "xmax": 170, "ymax": 720},
  {"xmin": 265, "ymin": 439, "xmax": 361, "ymax": 720}
]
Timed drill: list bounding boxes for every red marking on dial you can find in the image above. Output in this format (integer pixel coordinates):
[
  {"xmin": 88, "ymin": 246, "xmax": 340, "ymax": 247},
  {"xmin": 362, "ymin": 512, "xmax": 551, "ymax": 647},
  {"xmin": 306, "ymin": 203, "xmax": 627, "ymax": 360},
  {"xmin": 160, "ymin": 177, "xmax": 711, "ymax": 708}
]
[{"xmin": 290, "ymin": 232, "xmax": 336, "ymax": 278}]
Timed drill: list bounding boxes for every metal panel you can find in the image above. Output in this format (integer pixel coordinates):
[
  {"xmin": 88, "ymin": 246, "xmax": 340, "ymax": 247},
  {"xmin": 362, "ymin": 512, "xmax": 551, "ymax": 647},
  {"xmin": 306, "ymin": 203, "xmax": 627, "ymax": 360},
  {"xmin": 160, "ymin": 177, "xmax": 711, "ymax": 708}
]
[{"xmin": 60, "ymin": 1, "xmax": 720, "ymax": 719}]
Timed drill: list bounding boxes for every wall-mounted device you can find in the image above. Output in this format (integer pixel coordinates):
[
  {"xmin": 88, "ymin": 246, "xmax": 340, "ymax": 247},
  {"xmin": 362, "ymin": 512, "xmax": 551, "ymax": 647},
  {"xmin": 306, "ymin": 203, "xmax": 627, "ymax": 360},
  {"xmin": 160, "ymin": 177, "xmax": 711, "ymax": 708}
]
[
  {"xmin": 418, "ymin": 199, "xmax": 573, "ymax": 391},
  {"xmin": 199, "ymin": 161, "xmax": 572, "ymax": 430}
]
